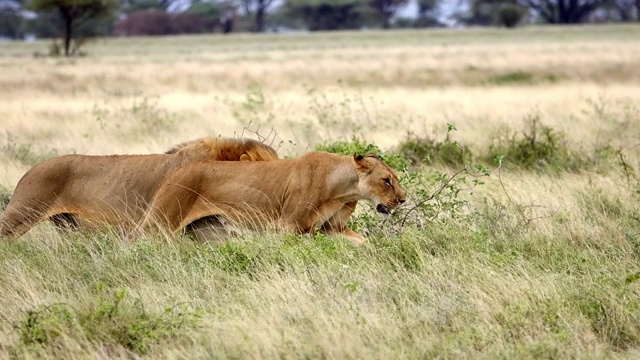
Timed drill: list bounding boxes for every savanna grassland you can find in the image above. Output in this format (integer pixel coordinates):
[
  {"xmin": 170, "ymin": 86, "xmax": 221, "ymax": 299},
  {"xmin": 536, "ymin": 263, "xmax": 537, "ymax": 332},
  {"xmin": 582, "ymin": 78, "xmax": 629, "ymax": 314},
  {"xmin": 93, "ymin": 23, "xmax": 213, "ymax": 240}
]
[{"xmin": 1, "ymin": 25, "xmax": 640, "ymax": 358}]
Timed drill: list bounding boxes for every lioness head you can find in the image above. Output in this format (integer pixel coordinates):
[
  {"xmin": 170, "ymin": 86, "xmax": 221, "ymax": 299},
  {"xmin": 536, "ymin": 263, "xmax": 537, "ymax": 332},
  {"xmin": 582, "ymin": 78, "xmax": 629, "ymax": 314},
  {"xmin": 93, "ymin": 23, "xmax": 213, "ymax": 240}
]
[{"xmin": 353, "ymin": 153, "xmax": 406, "ymax": 217}]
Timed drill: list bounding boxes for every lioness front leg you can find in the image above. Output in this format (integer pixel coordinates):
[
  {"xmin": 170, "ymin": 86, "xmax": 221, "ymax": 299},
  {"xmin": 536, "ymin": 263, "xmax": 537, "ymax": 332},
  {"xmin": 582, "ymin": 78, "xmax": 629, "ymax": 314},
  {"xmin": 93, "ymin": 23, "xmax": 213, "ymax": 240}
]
[
  {"xmin": 319, "ymin": 201, "xmax": 367, "ymax": 245},
  {"xmin": 324, "ymin": 227, "xmax": 367, "ymax": 245},
  {"xmin": 319, "ymin": 224, "xmax": 367, "ymax": 245}
]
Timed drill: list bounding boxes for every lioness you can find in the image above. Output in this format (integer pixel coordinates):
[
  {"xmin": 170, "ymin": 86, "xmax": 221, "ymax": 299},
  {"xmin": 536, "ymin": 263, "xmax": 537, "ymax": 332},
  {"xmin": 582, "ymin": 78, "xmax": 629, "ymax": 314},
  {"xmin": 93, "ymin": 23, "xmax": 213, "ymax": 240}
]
[
  {"xmin": 0, "ymin": 137, "xmax": 278, "ymax": 240},
  {"xmin": 141, "ymin": 152, "xmax": 406, "ymax": 245}
]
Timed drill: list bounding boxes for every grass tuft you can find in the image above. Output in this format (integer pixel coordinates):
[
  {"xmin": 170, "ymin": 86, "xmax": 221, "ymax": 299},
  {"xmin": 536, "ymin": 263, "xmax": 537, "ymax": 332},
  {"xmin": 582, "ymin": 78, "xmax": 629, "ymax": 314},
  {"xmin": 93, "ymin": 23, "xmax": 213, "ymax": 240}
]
[
  {"xmin": 13, "ymin": 286, "xmax": 202, "ymax": 355},
  {"xmin": 487, "ymin": 70, "xmax": 534, "ymax": 85},
  {"xmin": 1, "ymin": 136, "xmax": 59, "ymax": 168},
  {"xmin": 0, "ymin": 184, "xmax": 10, "ymax": 211},
  {"xmin": 2, "ymin": 26, "xmax": 640, "ymax": 357},
  {"xmin": 485, "ymin": 114, "xmax": 596, "ymax": 173}
]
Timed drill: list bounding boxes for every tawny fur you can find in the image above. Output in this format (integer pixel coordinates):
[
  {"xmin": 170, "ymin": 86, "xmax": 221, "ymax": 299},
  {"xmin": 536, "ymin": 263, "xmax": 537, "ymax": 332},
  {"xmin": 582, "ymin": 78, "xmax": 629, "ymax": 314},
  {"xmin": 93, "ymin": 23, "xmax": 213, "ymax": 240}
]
[
  {"xmin": 0, "ymin": 137, "xmax": 278, "ymax": 240},
  {"xmin": 142, "ymin": 152, "xmax": 406, "ymax": 245}
]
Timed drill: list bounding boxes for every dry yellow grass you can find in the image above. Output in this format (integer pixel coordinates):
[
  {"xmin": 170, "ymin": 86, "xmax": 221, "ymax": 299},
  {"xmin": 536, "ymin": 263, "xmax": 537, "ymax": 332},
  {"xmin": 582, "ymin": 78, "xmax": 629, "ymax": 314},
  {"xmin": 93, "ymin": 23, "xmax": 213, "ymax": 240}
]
[
  {"xmin": 1, "ymin": 27, "xmax": 639, "ymax": 166},
  {"xmin": 0, "ymin": 25, "xmax": 640, "ymax": 358}
]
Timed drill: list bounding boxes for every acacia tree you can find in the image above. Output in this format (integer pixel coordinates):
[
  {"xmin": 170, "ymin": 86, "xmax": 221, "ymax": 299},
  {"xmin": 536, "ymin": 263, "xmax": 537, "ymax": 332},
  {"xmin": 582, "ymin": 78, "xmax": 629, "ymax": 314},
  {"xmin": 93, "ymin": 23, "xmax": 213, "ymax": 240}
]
[
  {"xmin": 0, "ymin": 13, "xmax": 24, "ymax": 39},
  {"xmin": 119, "ymin": 0, "xmax": 180, "ymax": 13},
  {"xmin": 460, "ymin": 0, "xmax": 528, "ymax": 27},
  {"xmin": 241, "ymin": 0, "xmax": 276, "ymax": 32},
  {"xmin": 516, "ymin": 0, "xmax": 608, "ymax": 23},
  {"xmin": 0, "ymin": 0, "xmax": 26, "ymax": 38},
  {"xmin": 284, "ymin": 0, "xmax": 366, "ymax": 31},
  {"xmin": 29, "ymin": 0, "xmax": 117, "ymax": 56},
  {"xmin": 414, "ymin": 0, "xmax": 444, "ymax": 26},
  {"xmin": 607, "ymin": 0, "xmax": 640, "ymax": 21},
  {"xmin": 369, "ymin": 0, "xmax": 409, "ymax": 28},
  {"xmin": 418, "ymin": 0, "xmax": 437, "ymax": 17}
]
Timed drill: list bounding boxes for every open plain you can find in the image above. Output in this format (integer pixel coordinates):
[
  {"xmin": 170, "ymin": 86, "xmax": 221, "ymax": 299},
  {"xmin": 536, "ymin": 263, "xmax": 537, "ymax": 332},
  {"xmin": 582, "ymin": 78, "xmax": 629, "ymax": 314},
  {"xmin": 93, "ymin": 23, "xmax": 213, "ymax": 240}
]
[{"xmin": 1, "ymin": 25, "xmax": 640, "ymax": 358}]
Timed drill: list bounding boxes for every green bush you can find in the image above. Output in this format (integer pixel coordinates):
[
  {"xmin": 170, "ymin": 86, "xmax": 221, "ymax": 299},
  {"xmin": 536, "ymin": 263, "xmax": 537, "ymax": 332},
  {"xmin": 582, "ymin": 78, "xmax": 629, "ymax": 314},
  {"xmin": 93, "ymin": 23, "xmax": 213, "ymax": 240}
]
[
  {"xmin": 398, "ymin": 127, "xmax": 472, "ymax": 167},
  {"xmin": 130, "ymin": 96, "xmax": 176, "ymax": 135},
  {"xmin": 14, "ymin": 286, "xmax": 202, "ymax": 355},
  {"xmin": 574, "ymin": 289, "xmax": 640, "ymax": 350},
  {"xmin": 496, "ymin": 4, "xmax": 527, "ymax": 28},
  {"xmin": 16, "ymin": 304, "xmax": 76, "ymax": 349},
  {"xmin": 92, "ymin": 95, "xmax": 178, "ymax": 141},
  {"xmin": 315, "ymin": 130, "xmax": 489, "ymax": 237},
  {"xmin": 209, "ymin": 242, "xmax": 261, "ymax": 276},
  {"xmin": 0, "ymin": 184, "xmax": 10, "ymax": 211},
  {"xmin": 488, "ymin": 70, "xmax": 534, "ymax": 85},
  {"xmin": 314, "ymin": 135, "xmax": 373, "ymax": 155},
  {"xmin": 315, "ymin": 136, "xmax": 409, "ymax": 171},
  {"xmin": 485, "ymin": 115, "xmax": 592, "ymax": 172},
  {"xmin": 1, "ymin": 137, "xmax": 59, "ymax": 167}
]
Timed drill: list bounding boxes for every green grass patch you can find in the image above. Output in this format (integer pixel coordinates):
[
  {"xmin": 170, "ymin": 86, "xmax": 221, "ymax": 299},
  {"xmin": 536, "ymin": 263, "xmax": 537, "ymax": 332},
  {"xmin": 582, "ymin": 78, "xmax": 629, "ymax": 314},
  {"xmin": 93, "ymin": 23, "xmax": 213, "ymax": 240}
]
[
  {"xmin": 1, "ymin": 136, "xmax": 59, "ymax": 167},
  {"xmin": 315, "ymin": 135, "xmax": 410, "ymax": 171},
  {"xmin": 397, "ymin": 124, "xmax": 472, "ymax": 167},
  {"xmin": 14, "ymin": 286, "xmax": 202, "ymax": 356},
  {"xmin": 0, "ymin": 184, "xmax": 10, "ymax": 211},
  {"xmin": 488, "ymin": 70, "xmax": 534, "ymax": 85},
  {"xmin": 485, "ymin": 70, "xmax": 562, "ymax": 86},
  {"xmin": 1, "ymin": 190, "xmax": 638, "ymax": 357},
  {"xmin": 484, "ymin": 114, "xmax": 609, "ymax": 173}
]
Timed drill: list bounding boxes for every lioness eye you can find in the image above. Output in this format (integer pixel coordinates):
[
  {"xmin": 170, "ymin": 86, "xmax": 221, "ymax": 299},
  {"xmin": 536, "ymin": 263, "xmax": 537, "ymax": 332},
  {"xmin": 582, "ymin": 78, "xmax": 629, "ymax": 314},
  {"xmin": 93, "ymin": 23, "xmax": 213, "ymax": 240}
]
[{"xmin": 383, "ymin": 178, "xmax": 392, "ymax": 186}]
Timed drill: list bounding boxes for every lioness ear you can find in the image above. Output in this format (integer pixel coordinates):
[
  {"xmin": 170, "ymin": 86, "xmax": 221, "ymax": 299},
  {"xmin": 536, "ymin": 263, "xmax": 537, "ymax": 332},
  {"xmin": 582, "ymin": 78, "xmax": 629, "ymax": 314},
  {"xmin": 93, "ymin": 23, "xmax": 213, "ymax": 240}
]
[
  {"xmin": 353, "ymin": 153, "xmax": 367, "ymax": 169},
  {"xmin": 240, "ymin": 153, "xmax": 251, "ymax": 161}
]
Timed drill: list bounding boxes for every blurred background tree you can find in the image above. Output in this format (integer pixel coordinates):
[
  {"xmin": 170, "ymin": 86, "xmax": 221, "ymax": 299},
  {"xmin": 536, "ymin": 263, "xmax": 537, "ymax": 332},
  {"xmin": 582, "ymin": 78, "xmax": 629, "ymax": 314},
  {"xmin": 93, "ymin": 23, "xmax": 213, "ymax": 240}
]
[
  {"xmin": 27, "ymin": 0, "xmax": 117, "ymax": 55},
  {"xmin": 368, "ymin": 0, "xmax": 410, "ymax": 28},
  {"xmin": 240, "ymin": 0, "xmax": 277, "ymax": 32},
  {"xmin": 516, "ymin": 0, "xmax": 610, "ymax": 23},
  {"xmin": 0, "ymin": 0, "xmax": 637, "ymax": 44},
  {"xmin": 415, "ymin": 0, "xmax": 443, "ymax": 26},
  {"xmin": 0, "ymin": 0, "xmax": 28, "ymax": 38},
  {"xmin": 283, "ymin": 0, "xmax": 367, "ymax": 31},
  {"xmin": 457, "ymin": 0, "xmax": 528, "ymax": 27}
]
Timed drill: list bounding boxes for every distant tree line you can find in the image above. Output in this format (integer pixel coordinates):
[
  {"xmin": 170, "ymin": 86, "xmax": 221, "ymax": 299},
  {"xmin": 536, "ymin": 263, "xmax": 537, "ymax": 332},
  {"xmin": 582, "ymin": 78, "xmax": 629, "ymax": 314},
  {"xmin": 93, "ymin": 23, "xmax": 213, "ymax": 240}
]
[
  {"xmin": 0, "ymin": 0, "xmax": 638, "ymax": 55},
  {"xmin": 459, "ymin": 0, "xmax": 639, "ymax": 27}
]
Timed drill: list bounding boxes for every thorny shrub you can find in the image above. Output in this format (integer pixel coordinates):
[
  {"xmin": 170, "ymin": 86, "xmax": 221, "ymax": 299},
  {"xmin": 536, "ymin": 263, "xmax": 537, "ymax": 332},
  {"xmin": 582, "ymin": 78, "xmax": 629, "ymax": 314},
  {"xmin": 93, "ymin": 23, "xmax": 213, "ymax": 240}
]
[{"xmin": 316, "ymin": 124, "xmax": 493, "ymax": 239}]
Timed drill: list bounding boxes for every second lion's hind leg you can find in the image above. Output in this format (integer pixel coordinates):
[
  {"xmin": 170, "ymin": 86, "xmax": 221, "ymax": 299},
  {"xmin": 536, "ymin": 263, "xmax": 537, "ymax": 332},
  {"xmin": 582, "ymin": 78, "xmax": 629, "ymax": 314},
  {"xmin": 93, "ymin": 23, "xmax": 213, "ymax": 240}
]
[
  {"xmin": 50, "ymin": 213, "xmax": 80, "ymax": 233},
  {"xmin": 184, "ymin": 215, "xmax": 235, "ymax": 244}
]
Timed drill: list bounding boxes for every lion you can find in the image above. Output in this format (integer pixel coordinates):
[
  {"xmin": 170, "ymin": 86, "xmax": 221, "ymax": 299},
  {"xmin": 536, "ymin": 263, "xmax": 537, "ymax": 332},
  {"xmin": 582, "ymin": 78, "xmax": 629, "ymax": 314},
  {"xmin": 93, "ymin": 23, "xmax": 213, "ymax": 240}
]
[
  {"xmin": 0, "ymin": 137, "xmax": 278, "ymax": 240},
  {"xmin": 141, "ymin": 152, "xmax": 406, "ymax": 245}
]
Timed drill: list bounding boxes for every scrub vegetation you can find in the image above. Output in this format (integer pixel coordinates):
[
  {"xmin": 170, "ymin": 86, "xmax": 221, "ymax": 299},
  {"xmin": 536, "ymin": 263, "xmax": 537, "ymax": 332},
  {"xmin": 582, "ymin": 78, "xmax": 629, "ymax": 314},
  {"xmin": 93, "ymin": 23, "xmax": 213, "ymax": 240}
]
[{"xmin": 1, "ymin": 25, "xmax": 639, "ymax": 358}]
